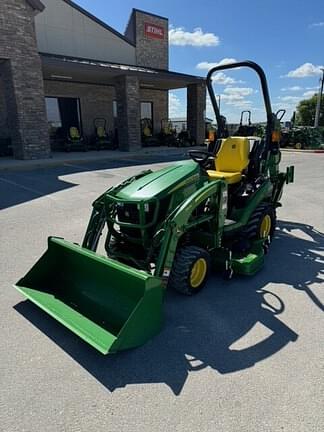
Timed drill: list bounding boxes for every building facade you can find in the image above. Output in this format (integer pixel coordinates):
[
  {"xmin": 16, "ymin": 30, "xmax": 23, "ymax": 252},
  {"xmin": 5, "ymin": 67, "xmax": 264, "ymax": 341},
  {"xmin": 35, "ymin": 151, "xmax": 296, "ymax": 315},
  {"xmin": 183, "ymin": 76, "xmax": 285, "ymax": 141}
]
[{"xmin": 0, "ymin": 0, "xmax": 206, "ymax": 159}]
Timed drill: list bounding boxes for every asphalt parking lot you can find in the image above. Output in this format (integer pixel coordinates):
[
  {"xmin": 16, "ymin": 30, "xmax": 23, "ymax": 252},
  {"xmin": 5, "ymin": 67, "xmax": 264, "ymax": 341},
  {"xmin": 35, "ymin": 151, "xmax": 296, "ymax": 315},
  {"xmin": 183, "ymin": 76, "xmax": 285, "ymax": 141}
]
[{"xmin": 0, "ymin": 152, "xmax": 323, "ymax": 432}]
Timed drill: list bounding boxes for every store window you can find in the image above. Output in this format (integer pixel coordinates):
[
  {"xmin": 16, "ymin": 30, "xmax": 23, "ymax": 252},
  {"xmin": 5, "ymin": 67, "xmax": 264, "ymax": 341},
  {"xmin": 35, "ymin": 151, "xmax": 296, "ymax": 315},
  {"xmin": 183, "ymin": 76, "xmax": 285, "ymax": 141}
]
[
  {"xmin": 141, "ymin": 102, "xmax": 153, "ymax": 120},
  {"xmin": 113, "ymin": 100, "xmax": 117, "ymax": 118},
  {"xmin": 45, "ymin": 97, "xmax": 81, "ymax": 139},
  {"xmin": 45, "ymin": 98, "xmax": 62, "ymax": 136},
  {"xmin": 140, "ymin": 102, "xmax": 153, "ymax": 135}
]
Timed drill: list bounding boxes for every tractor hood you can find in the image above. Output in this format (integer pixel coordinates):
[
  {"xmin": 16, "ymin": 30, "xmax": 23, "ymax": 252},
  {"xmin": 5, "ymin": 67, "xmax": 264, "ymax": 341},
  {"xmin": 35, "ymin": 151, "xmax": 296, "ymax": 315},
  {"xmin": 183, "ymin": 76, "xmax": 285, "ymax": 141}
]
[{"xmin": 115, "ymin": 160, "xmax": 200, "ymax": 200}]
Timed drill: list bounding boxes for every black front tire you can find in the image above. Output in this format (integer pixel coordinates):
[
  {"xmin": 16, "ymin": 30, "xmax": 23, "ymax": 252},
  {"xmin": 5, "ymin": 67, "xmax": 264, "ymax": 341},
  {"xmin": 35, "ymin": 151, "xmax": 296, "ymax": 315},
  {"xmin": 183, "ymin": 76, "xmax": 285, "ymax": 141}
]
[{"xmin": 168, "ymin": 246, "xmax": 211, "ymax": 296}]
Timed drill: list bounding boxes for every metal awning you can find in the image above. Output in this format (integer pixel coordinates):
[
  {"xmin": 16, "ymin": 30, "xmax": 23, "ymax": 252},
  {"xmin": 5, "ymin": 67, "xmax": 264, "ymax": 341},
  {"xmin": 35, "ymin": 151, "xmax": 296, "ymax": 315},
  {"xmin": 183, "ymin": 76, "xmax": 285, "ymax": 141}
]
[{"xmin": 41, "ymin": 53, "xmax": 205, "ymax": 90}]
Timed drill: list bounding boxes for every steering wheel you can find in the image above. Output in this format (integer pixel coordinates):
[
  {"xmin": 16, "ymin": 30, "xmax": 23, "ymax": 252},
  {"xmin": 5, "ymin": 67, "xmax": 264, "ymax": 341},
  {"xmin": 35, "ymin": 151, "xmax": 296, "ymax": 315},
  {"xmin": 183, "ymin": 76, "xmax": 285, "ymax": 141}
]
[{"xmin": 189, "ymin": 150, "xmax": 213, "ymax": 169}]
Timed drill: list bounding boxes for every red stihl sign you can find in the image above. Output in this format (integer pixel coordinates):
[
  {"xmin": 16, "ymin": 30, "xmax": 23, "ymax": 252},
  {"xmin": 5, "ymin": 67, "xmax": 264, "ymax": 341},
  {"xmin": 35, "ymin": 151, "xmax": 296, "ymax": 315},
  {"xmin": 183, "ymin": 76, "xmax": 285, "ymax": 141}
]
[{"xmin": 144, "ymin": 23, "xmax": 165, "ymax": 40}]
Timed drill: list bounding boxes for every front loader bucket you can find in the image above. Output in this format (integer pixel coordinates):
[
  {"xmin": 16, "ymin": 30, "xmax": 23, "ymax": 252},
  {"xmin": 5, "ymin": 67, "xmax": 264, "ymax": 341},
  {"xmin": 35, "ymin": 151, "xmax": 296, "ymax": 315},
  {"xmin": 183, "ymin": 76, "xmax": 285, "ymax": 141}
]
[{"xmin": 15, "ymin": 237, "xmax": 163, "ymax": 354}]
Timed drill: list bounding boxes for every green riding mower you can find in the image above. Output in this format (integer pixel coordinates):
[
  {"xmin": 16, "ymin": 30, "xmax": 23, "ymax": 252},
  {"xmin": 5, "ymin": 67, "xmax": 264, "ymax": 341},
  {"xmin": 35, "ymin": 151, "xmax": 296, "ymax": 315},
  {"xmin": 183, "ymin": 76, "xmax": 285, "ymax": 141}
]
[
  {"xmin": 158, "ymin": 118, "xmax": 178, "ymax": 146},
  {"xmin": 93, "ymin": 118, "xmax": 116, "ymax": 150},
  {"xmin": 177, "ymin": 128, "xmax": 196, "ymax": 147},
  {"xmin": 15, "ymin": 61, "xmax": 294, "ymax": 355},
  {"xmin": 281, "ymin": 126, "xmax": 324, "ymax": 149},
  {"xmin": 234, "ymin": 110, "xmax": 254, "ymax": 136},
  {"xmin": 65, "ymin": 126, "xmax": 87, "ymax": 152},
  {"xmin": 141, "ymin": 118, "xmax": 160, "ymax": 147}
]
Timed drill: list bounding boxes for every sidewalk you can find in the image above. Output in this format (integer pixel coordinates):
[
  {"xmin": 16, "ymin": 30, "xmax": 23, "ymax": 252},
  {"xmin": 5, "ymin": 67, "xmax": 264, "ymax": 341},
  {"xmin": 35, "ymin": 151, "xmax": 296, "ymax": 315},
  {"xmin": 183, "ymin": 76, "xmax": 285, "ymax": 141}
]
[
  {"xmin": 281, "ymin": 147, "xmax": 324, "ymax": 154},
  {"xmin": 0, "ymin": 146, "xmax": 203, "ymax": 172},
  {"xmin": 2, "ymin": 145, "xmax": 322, "ymax": 173}
]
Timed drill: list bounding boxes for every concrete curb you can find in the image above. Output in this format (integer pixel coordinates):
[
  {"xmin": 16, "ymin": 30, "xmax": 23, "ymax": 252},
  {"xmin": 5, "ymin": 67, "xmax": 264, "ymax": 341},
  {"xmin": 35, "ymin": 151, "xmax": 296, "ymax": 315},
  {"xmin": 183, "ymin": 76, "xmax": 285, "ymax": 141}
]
[
  {"xmin": 281, "ymin": 148, "xmax": 324, "ymax": 154},
  {"xmin": 0, "ymin": 146, "xmax": 201, "ymax": 173},
  {"xmin": 3, "ymin": 145, "xmax": 321, "ymax": 173}
]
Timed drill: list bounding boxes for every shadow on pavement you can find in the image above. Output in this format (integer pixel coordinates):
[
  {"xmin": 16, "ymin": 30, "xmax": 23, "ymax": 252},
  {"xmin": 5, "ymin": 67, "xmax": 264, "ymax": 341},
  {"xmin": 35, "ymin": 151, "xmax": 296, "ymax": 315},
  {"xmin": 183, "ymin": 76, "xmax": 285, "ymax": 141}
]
[
  {"xmin": 0, "ymin": 152, "xmax": 188, "ymax": 210},
  {"xmin": 14, "ymin": 221, "xmax": 324, "ymax": 395}
]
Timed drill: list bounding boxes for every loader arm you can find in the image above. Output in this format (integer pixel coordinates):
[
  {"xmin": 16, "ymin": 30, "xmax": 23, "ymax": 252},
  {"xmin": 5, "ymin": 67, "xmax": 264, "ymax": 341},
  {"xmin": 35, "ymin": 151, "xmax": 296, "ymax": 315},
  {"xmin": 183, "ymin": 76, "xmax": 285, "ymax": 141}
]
[
  {"xmin": 82, "ymin": 169, "xmax": 153, "ymax": 251},
  {"xmin": 155, "ymin": 179, "xmax": 227, "ymax": 278}
]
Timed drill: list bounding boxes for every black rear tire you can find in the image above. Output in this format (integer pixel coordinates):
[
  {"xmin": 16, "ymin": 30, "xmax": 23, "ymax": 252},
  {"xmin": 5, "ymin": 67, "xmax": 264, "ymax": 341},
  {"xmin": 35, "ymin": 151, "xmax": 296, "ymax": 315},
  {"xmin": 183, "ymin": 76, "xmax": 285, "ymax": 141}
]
[
  {"xmin": 168, "ymin": 246, "xmax": 211, "ymax": 296},
  {"xmin": 243, "ymin": 203, "xmax": 276, "ymax": 241}
]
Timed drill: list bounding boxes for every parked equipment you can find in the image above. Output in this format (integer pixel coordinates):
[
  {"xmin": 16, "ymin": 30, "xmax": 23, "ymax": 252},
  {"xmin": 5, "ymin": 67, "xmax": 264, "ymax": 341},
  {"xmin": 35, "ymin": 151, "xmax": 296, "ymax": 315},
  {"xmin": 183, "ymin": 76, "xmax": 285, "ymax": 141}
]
[
  {"xmin": 65, "ymin": 126, "xmax": 87, "ymax": 152},
  {"xmin": 280, "ymin": 126, "xmax": 324, "ymax": 149},
  {"xmin": 206, "ymin": 123, "xmax": 217, "ymax": 144},
  {"xmin": 158, "ymin": 118, "xmax": 178, "ymax": 146},
  {"xmin": 177, "ymin": 128, "xmax": 196, "ymax": 147},
  {"xmin": 235, "ymin": 110, "xmax": 256, "ymax": 136},
  {"xmin": 240, "ymin": 110, "xmax": 252, "ymax": 127},
  {"xmin": 141, "ymin": 118, "xmax": 160, "ymax": 147},
  {"xmin": 93, "ymin": 118, "xmax": 116, "ymax": 150},
  {"xmin": 15, "ymin": 61, "xmax": 294, "ymax": 355}
]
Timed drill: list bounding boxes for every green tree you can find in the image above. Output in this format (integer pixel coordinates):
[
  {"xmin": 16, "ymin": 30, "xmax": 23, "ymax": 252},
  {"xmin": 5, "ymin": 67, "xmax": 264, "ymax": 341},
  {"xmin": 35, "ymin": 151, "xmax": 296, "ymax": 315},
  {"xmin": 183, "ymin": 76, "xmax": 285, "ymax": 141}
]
[{"xmin": 295, "ymin": 94, "xmax": 324, "ymax": 126}]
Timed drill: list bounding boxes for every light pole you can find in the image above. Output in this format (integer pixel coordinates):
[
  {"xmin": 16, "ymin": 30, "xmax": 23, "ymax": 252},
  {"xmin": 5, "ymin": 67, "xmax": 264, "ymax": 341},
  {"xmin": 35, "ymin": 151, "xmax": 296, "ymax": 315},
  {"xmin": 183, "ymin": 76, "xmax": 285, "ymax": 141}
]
[
  {"xmin": 314, "ymin": 68, "xmax": 324, "ymax": 127},
  {"xmin": 218, "ymin": 94, "xmax": 221, "ymax": 112}
]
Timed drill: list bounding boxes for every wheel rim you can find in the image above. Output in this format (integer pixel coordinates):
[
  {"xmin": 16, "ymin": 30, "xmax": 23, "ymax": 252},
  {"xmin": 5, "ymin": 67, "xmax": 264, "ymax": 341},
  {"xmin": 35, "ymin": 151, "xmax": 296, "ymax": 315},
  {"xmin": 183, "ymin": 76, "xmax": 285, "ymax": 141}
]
[
  {"xmin": 190, "ymin": 258, "xmax": 207, "ymax": 288},
  {"xmin": 260, "ymin": 214, "xmax": 272, "ymax": 238}
]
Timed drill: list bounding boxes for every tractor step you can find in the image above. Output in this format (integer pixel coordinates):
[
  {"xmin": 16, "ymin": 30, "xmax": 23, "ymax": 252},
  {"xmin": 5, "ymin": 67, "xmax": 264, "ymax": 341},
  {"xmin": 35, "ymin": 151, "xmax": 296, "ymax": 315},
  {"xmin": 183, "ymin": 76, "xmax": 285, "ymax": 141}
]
[{"xmin": 232, "ymin": 245, "xmax": 264, "ymax": 276}]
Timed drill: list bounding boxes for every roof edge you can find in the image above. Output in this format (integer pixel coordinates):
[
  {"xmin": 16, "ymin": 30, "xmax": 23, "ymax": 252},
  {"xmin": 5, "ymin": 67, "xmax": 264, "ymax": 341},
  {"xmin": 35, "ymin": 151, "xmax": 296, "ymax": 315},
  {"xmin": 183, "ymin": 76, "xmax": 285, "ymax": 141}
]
[
  {"xmin": 60, "ymin": 0, "xmax": 135, "ymax": 47},
  {"xmin": 26, "ymin": 0, "xmax": 45, "ymax": 12},
  {"xmin": 132, "ymin": 8, "xmax": 168, "ymax": 21},
  {"xmin": 40, "ymin": 52, "xmax": 205, "ymax": 81}
]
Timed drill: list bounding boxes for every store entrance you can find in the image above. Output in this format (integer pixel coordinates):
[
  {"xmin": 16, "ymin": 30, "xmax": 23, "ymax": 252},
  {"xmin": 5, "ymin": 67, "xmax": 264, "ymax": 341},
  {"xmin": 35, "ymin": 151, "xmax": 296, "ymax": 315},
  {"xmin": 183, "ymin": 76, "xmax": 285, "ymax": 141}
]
[{"xmin": 45, "ymin": 97, "xmax": 82, "ymax": 151}]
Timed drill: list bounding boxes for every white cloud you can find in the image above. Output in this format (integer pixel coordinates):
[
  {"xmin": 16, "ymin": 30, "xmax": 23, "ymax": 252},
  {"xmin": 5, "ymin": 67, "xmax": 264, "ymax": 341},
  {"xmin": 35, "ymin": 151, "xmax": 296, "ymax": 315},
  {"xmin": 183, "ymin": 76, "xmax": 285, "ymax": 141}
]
[
  {"xmin": 207, "ymin": 91, "xmax": 253, "ymax": 119},
  {"xmin": 220, "ymin": 90, "xmax": 253, "ymax": 109},
  {"xmin": 285, "ymin": 63, "xmax": 324, "ymax": 78},
  {"xmin": 169, "ymin": 27, "xmax": 220, "ymax": 47},
  {"xmin": 169, "ymin": 92, "xmax": 185, "ymax": 117},
  {"xmin": 309, "ymin": 22, "xmax": 324, "ymax": 28},
  {"xmin": 281, "ymin": 86, "xmax": 303, "ymax": 91},
  {"xmin": 303, "ymin": 90, "xmax": 316, "ymax": 98},
  {"xmin": 196, "ymin": 59, "xmax": 244, "ymax": 85},
  {"xmin": 196, "ymin": 58, "xmax": 238, "ymax": 69},
  {"xmin": 196, "ymin": 57, "xmax": 244, "ymax": 85},
  {"xmin": 224, "ymin": 98, "xmax": 252, "ymax": 108},
  {"xmin": 278, "ymin": 96, "xmax": 302, "ymax": 103},
  {"xmin": 212, "ymin": 72, "xmax": 237, "ymax": 85},
  {"xmin": 278, "ymin": 90, "xmax": 316, "ymax": 102},
  {"xmin": 272, "ymin": 102, "xmax": 294, "ymax": 113},
  {"xmin": 223, "ymin": 87, "xmax": 254, "ymax": 97}
]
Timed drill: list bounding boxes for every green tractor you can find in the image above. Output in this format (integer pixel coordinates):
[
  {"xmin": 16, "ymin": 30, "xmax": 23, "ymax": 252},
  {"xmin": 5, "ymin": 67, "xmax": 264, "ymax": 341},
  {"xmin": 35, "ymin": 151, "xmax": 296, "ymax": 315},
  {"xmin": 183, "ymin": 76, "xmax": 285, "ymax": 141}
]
[{"xmin": 15, "ymin": 61, "xmax": 294, "ymax": 355}]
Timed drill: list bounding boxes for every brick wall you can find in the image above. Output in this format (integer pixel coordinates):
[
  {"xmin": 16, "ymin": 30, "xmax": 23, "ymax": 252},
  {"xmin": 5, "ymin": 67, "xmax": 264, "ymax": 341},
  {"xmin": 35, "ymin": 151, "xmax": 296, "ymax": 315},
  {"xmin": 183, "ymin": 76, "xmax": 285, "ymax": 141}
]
[
  {"xmin": 115, "ymin": 76, "xmax": 141, "ymax": 151},
  {"xmin": 0, "ymin": 78, "xmax": 9, "ymax": 138},
  {"xmin": 125, "ymin": 10, "xmax": 169, "ymax": 70},
  {"xmin": 0, "ymin": 0, "xmax": 50, "ymax": 159},
  {"xmin": 44, "ymin": 80, "xmax": 116, "ymax": 139},
  {"xmin": 187, "ymin": 83, "xmax": 206, "ymax": 145}
]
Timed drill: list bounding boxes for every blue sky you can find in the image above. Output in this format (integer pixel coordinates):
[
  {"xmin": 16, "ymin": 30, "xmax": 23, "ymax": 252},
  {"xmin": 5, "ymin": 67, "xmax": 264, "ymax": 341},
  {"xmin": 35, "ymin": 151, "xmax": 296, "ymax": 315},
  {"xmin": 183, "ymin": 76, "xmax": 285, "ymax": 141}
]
[{"xmin": 75, "ymin": 0, "xmax": 324, "ymax": 123}]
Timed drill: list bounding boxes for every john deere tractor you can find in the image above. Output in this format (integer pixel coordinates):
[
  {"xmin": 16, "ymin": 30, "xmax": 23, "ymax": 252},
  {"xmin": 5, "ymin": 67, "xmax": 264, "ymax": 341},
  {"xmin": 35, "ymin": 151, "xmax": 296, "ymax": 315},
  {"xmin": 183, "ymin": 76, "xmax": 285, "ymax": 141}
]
[{"xmin": 15, "ymin": 61, "xmax": 294, "ymax": 355}]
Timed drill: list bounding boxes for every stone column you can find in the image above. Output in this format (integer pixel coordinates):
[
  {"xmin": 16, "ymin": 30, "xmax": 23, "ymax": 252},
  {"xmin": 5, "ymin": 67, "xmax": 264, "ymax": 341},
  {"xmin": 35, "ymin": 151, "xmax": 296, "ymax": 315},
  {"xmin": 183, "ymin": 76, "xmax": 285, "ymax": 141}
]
[
  {"xmin": 0, "ymin": 0, "xmax": 50, "ymax": 160},
  {"xmin": 115, "ymin": 76, "xmax": 141, "ymax": 151},
  {"xmin": 0, "ymin": 59, "xmax": 50, "ymax": 159},
  {"xmin": 187, "ymin": 83, "xmax": 206, "ymax": 146}
]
